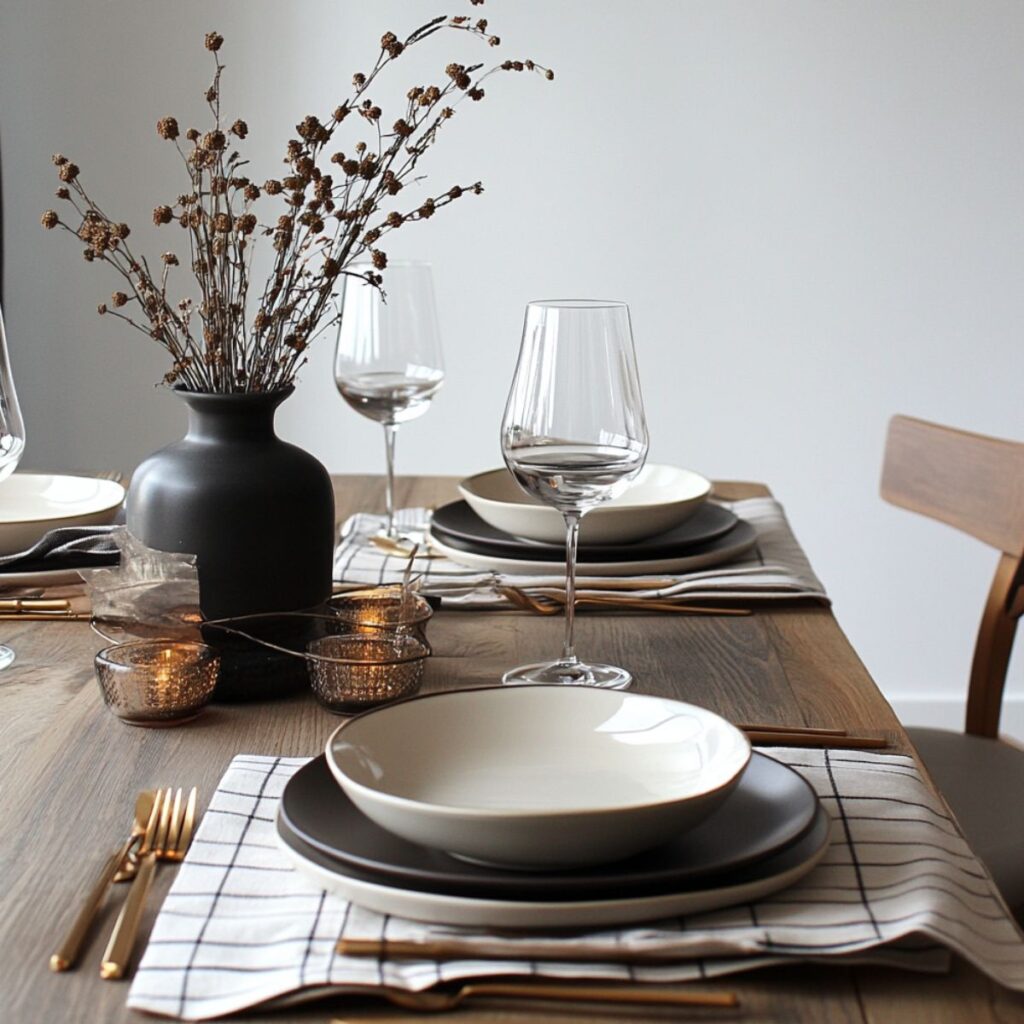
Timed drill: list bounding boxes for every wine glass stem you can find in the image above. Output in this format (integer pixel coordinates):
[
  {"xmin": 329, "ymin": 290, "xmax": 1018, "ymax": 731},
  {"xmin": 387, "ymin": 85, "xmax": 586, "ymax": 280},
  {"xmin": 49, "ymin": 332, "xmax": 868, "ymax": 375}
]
[
  {"xmin": 383, "ymin": 423, "xmax": 399, "ymax": 539},
  {"xmin": 560, "ymin": 512, "xmax": 581, "ymax": 666}
]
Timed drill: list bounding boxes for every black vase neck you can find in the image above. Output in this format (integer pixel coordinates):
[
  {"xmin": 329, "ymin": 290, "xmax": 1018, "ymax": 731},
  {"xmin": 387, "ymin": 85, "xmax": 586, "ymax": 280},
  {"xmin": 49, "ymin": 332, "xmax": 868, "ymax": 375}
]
[{"xmin": 176, "ymin": 388, "xmax": 293, "ymax": 443}]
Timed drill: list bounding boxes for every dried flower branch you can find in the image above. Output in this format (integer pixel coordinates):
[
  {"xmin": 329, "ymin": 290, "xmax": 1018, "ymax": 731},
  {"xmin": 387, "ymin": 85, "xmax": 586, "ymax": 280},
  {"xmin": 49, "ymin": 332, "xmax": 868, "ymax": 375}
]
[{"xmin": 44, "ymin": 2, "xmax": 552, "ymax": 393}]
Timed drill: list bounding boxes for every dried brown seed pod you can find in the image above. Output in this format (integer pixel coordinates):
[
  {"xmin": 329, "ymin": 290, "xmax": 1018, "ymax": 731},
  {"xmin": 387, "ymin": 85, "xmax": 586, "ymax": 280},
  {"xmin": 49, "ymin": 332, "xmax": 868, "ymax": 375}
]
[
  {"xmin": 41, "ymin": 210, "xmax": 59, "ymax": 229},
  {"xmin": 156, "ymin": 116, "xmax": 180, "ymax": 140}
]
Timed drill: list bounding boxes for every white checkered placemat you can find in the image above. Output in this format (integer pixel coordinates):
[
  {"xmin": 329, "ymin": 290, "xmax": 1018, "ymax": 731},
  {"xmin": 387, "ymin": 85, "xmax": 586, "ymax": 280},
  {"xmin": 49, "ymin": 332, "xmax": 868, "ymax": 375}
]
[{"xmin": 127, "ymin": 749, "xmax": 1024, "ymax": 1020}]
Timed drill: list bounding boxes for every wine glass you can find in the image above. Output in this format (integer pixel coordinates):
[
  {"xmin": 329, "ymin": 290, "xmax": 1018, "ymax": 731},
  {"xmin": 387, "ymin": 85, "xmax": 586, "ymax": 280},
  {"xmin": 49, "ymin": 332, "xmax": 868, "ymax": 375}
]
[
  {"xmin": 0, "ymin": 303, "xmax": 27, "ymax": 671},
  {"xmin": 335, "ymin": 263, "xmax": 444, "ymax": 540},
  {"xmin": 501, "ymin": 299, "xmax": 649, "ymax": 689}
]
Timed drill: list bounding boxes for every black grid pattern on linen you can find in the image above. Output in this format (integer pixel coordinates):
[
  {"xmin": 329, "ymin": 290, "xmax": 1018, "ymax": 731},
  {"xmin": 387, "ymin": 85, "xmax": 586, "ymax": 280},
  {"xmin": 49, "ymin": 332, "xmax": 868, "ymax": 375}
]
[{"xmin": 127, "ymin": 750, "xmax": 1024, "ymax": 1022}]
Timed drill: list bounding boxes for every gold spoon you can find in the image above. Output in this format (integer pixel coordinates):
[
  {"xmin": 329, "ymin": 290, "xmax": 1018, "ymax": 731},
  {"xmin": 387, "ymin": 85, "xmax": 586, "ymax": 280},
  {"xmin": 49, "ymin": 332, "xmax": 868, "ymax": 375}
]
[{"xmin": 113, "ymin": 791, "xmax": 157, "ymax": 883}]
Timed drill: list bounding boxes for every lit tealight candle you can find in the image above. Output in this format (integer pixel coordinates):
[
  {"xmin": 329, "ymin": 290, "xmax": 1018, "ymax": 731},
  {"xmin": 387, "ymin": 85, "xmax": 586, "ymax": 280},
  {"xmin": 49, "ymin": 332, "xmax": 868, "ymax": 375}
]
[
  {"xmin": 330, "ymin": 588, "xmax": 433, "ymax": 649},
  {"xmin": 305, "ymin": 633, "xmax": 428, "ymax": 714},
  {"xmin": 95, "ymin": 640, "xmax": 220, "ymax": 727}
]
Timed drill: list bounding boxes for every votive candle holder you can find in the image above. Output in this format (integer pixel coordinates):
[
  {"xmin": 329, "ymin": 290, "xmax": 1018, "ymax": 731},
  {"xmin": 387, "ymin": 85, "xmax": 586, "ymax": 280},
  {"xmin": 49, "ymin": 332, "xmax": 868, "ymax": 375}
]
[
  {"xmin": 306, "ymin": 632, "xmax": 428, "ymax": 713},
  {"xmin": 329, "ymin": 588, "xmax": 434, "ymax": 651},
  {"xmin": 95, "ymin": 640, "xmax": 220, "ymax": 726}
]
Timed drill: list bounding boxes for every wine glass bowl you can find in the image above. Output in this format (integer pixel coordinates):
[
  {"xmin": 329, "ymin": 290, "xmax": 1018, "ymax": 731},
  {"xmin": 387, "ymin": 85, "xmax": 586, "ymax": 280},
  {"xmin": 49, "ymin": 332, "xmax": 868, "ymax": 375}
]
[
  {"xmin": 0, "ymin": 305, "xmax": 25, "ymax": 485},
  {"xmin": 501, "ymin": 299, "xmax": 649, "ymax": 689},
  {"xmin": 335, "ymin": 263, "xmax": 444, "ymax": 539},
  {"xmin": 0, "ymin": 303, "xmax": 26, "ymax": 670}
]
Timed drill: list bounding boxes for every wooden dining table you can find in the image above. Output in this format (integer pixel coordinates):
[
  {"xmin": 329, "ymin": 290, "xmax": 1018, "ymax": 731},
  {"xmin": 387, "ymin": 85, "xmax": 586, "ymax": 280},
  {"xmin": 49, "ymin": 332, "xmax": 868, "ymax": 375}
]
[{"xmin": 1, "ymin": 474, "xmax": 1022, "ymax": 1024}]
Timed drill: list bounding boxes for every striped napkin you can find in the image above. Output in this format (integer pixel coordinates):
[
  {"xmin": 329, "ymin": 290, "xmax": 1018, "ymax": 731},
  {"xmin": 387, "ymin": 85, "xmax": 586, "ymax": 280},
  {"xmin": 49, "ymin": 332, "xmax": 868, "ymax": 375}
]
[
  {"xmin": 127, "ymin": 749, "xmax": 1024, "ymax": 1020},
  {"xmin": 333, "ymin": 497, "xmax": 828, "ymax": 607}
]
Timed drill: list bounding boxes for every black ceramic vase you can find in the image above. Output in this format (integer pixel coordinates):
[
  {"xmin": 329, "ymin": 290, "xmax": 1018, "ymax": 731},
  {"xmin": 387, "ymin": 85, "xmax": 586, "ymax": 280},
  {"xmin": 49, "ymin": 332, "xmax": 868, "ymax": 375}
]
[{"xmin": 126, "ymin": 388, "xmax": 335, "ymax": 700}]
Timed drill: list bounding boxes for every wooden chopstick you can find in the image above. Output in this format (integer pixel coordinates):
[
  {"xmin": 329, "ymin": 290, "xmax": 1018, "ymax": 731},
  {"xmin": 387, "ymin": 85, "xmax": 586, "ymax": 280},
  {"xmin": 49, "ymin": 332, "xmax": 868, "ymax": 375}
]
[
  {"xmin": 737, "ymin": 723, "xmax": 848, "ymax": 737},
  {"xmin": 744, "ymin": 730, "xmax": 890, "ymax": 750}
]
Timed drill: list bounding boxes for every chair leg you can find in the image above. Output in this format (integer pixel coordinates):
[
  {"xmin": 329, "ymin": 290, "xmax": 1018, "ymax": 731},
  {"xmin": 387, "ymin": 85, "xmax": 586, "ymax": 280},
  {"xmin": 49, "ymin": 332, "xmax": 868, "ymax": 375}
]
[{"xmin": 965, "ymin": 553, "xmax": 1024, "ymax": 738}]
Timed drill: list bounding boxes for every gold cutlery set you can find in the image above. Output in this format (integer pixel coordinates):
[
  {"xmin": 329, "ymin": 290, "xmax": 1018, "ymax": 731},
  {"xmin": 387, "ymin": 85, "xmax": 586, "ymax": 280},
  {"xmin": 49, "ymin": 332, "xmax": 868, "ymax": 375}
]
[{"xmin": 50, "ymin": 787, "xmax": 197, "ymax": 979}]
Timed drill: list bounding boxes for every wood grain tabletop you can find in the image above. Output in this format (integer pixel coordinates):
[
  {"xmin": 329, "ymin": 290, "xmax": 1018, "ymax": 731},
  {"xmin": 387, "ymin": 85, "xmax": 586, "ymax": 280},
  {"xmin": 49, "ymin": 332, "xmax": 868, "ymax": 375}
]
[{"xmin": 1, "ymin": 475, "xmax": 1021, "ymax": 1023}]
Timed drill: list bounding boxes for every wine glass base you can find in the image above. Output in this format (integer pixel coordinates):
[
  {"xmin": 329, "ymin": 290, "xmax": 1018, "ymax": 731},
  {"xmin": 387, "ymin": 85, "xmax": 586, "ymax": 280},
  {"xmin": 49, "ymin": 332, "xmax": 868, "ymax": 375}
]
[
  {"xmin": 0, "ymin": 644, "xmax": 15, "ymax": 670},
  {"xmin": 502, "ymin": 660, "xmax": 632, "ymax": 690}
]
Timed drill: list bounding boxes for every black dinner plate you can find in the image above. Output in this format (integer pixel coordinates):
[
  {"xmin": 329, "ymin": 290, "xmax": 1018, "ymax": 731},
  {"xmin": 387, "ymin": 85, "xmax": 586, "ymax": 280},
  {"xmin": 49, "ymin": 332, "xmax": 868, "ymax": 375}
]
[
  {"xmin": 276, "ymin": 798, "xmax": 831, "ymax": 906},
  {"xmin": 277, "ymin": 753, "xmax": 820, "ymax": 902},
  {"xmin": 430, "ymin": 500, "xmax": 739, "ymax": 564}
]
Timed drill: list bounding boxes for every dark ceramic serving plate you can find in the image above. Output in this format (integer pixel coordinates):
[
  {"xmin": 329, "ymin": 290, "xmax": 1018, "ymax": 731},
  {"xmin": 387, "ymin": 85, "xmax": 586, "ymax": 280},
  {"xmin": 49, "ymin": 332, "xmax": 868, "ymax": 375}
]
[
  {"xmin": 429, "ymin": 500, "xmax": 739, "ymax": 564},
  {"xmin": 277, "ymin": 753, "xmax": 820, "ymax": 902},
  {"xmin": 277, "ymin": 800, "xmax": 831, "ymax": 906}
]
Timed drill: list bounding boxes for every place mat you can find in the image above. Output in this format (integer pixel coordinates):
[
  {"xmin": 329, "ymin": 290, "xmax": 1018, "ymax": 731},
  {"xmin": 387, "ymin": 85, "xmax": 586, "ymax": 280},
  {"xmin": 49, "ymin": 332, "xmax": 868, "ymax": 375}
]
[
  {"xmin": 127, "ymin": 749, "xmax": 1024, "ymax": 1020},
  {"xmin": 333, "ymin": 497, "xmax": 829, "ymax": 607}
]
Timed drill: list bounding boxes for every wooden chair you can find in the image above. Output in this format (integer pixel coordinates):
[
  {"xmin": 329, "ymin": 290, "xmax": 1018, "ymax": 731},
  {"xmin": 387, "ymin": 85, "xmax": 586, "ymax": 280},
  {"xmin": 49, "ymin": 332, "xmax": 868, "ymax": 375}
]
[{"xmin": 881, "ymin": 414, "xmax": 1024, "ymax": 915}]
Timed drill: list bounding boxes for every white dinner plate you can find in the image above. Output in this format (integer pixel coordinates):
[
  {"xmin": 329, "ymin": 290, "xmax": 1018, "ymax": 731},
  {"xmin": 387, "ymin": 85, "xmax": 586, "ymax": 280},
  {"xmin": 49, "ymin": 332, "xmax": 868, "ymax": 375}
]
[
  {"xmin": 426, "ymin": 519, "xmax": 757, "ymax": 576},
  {"xmin": 277, "ymin": 805, "xmax": 832, "ymax": 929},
  {"xmin": 459, "ymin": 465, "xmax": 711, "ymax": 546},
  {"xmin": 0, "ymin": 473, "xmax": 124, "ymax": 555}
]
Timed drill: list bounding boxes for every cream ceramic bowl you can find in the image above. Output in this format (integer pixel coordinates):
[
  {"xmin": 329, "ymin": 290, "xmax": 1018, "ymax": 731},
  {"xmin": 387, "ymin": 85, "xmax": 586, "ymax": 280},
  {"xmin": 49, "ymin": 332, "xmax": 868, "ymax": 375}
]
[
  {"xmin": 458, "ymin": 464, "xmax": 712, "ymax": 546},
  {"xmin": 326, "ymin": 687, "xmax": 751, "ymax": 869},
  {"xmin": 0, "ymin": 473, "xmax": 125, "ymax": 555}
]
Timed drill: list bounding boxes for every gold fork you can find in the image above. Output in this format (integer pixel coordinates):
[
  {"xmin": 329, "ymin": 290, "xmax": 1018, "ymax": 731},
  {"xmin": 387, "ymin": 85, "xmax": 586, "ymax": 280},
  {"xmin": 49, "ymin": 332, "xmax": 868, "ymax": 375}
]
[
  {"xmin": 498, "ymin": 586, "xmax": 751, "ymax": 616},
  {"xmin": 100, "ymin": 787, "xmax": 197, "ymax": 980}
]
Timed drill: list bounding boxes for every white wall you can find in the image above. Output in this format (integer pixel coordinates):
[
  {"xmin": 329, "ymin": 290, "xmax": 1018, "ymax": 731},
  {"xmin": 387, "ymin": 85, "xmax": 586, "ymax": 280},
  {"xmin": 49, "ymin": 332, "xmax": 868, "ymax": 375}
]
[{"xmin": 2, "ymin": 1, "xmax": 1022, "ymax": 735}]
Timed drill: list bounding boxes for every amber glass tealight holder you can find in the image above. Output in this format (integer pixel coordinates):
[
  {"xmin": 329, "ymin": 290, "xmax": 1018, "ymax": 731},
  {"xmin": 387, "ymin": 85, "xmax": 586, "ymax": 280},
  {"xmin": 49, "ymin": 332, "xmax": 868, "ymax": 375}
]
[
  {"xmin": 95, "ymin": 640, "xmax": 220, "ymax": 727},
  {"xmin": 306, "ymin": 632, "xmax": 428, "ymax": 714},
  {"xmin": 329, "ymin": 588, "xmax": 434, "ymax": 651}
]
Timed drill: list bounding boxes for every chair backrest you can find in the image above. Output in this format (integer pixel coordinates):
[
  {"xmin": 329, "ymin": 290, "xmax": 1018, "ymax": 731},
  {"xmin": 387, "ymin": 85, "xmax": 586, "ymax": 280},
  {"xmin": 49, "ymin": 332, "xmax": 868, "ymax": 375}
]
[{"xmin": 881, "ymin": 415, "xmax": 1024, "ymax": 737}]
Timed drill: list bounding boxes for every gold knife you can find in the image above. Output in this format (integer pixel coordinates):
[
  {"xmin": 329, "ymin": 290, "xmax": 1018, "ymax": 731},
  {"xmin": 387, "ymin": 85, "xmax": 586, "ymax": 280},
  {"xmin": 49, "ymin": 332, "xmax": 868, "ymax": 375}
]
[{"xmin": 50, "ymin": 792, "xmax": 157, "ymax": 972}]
